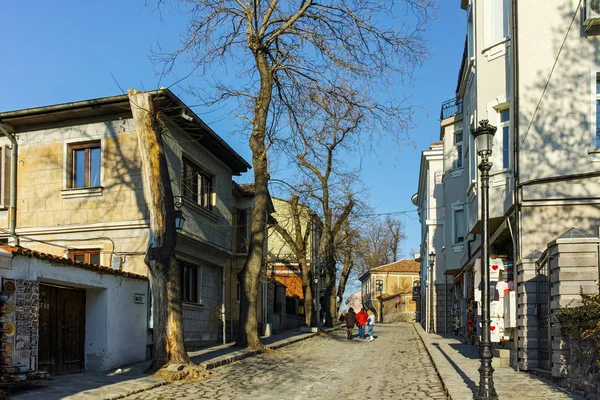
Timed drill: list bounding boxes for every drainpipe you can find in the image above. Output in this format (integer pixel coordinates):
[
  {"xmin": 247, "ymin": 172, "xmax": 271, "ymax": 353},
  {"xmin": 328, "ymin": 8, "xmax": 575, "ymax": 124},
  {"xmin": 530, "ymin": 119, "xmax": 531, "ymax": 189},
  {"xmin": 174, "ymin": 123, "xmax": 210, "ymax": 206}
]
[
  {"xmin": 511, "ymin": 0, "xmax": 521, "ymax": 372},
  {"xmin": 222, "ymin": 264, "xmax": 226, "ymax": 344},
  {"xmin": 0, "ymin": 124, "xmax": 18, "ymax": 246}
]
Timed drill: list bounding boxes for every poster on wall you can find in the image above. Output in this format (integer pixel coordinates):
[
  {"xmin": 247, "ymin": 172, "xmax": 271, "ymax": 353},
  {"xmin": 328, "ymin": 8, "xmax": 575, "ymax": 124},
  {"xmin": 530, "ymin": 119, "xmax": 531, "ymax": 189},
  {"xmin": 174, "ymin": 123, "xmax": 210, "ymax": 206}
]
[{"xmin": 11, "ymin": 279, "xmax": 39, "ymax": 371}]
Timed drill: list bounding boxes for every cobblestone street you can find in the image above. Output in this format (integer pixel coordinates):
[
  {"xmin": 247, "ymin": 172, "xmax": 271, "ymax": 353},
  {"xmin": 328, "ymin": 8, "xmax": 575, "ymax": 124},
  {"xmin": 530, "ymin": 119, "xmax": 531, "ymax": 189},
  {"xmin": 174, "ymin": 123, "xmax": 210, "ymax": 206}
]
[{"xmin": 124, "ymin": 324, "xmax": 446, "ymax": 400}]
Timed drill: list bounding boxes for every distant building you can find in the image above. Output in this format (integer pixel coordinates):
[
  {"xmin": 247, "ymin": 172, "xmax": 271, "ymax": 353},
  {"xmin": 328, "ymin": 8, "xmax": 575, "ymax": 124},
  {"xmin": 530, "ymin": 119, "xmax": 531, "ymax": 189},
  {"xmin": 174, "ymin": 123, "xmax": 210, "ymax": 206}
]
[{"xmin": 359, "ymin": 260, "xmax": 420, "ymax": 322}]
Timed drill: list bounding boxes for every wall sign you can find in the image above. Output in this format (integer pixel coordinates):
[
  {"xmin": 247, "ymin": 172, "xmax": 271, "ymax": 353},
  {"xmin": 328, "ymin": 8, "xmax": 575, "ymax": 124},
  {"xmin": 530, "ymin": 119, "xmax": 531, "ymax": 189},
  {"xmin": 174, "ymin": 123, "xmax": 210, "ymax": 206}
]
[{"xmin": 134, "ymin": 293, "xmax": 145, "ymax": 304}]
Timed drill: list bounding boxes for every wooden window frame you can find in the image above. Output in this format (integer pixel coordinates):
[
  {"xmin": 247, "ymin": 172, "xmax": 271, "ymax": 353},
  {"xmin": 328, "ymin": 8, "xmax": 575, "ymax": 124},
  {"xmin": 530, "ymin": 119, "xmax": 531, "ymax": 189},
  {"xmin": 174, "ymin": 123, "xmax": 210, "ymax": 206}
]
[
  {"xmin": 375, "ymin": 279, "xmax": 383, "ymax": 293},
  {"xmin": 69, "ymin": 249, "xmax": 101, "ymax": 265},
  {"xmin": 182, "ymin": 157, "xmax": 214, "ymax": 211},
  {"xmin": 68, "ymin": 141, "xmax": 101, "ymax": 189},
  {"xmin": 181, "ymin": 262, "xmax": 199, "ymax": 303}
]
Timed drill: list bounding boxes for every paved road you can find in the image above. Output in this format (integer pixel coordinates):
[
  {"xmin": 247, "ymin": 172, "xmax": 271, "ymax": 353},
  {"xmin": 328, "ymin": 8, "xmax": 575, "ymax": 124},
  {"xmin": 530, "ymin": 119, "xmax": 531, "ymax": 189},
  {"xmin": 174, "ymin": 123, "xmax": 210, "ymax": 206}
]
[{"xmin": 124, "ymin": 324, "xmax": 446, "ymax": 400}]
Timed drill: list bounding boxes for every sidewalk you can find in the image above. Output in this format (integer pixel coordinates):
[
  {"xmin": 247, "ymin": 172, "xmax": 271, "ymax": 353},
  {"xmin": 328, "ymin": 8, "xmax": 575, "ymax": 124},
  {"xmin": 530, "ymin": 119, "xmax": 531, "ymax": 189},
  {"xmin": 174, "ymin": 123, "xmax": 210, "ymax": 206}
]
[
  {"xmin": 413, "ymin": 323, "xmax": 582, "ymax": 400},
  {"xmin": 10, "ymin": 328, "xmax": 335, "ymax": 400}
]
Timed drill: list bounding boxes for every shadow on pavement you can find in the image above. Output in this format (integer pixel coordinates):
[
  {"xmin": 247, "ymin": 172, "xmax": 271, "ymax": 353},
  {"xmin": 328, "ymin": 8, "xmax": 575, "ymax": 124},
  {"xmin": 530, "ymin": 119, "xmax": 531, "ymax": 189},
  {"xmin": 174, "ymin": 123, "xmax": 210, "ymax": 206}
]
[
  {"xmin": 8, "ymin": 360, "xmax": 159, "ymax": 400},
  {"xmin": 449, "ymin": 342, "xmax": 480, "ymax": 360},
  {"xmin": 432, "ymin": 342, "xmax": 478, "ymax": 395}
]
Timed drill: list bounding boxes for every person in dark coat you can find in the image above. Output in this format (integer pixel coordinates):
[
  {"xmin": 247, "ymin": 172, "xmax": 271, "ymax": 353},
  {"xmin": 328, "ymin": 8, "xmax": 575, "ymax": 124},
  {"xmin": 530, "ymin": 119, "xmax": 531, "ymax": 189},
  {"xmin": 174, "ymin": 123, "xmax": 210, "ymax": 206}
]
[{"xmin": 345, "ymin": 307, "xmax": 357, "ymax": 340}]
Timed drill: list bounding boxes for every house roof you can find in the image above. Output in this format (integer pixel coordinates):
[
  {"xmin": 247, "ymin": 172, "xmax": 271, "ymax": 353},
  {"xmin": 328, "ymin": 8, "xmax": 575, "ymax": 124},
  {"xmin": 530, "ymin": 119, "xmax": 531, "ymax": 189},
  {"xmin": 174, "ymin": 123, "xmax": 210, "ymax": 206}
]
[
  {"xmin": 0, "ymin": 88, "xmax": 251, "ymax": 175},
  {"xmin": 238, "ymin": 183, "xmax": 255, "ymax": 193},
  {"xmin": 232, "ymin": 182, "xmax": 275, "ymax": 213},
  {"xmin": 0, "ymin": 245, "xmax": 147, "ymax": 281},
  {"xmin": 358, "ymin": 259, "xmax": 420, "ymax": 281}
]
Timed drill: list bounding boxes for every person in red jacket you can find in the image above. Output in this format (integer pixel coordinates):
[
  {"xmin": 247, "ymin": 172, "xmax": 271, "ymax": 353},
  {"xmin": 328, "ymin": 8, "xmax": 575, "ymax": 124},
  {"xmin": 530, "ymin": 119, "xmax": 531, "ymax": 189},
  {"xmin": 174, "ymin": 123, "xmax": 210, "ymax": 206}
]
[{"xmin": 356, "ymin": 308, "xmax": 368, "ymax": 339}]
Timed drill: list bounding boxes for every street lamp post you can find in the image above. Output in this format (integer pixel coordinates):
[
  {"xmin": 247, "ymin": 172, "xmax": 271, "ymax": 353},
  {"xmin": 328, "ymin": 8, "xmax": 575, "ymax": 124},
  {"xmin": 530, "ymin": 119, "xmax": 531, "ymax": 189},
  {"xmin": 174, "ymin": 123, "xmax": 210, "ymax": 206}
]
[
  {"xmin": 428, "ymin": 251, "xmax": 435, "ymax": 334},
  {"xmin": 472, "ymin": 119, "xmax": 498, "ymax": 400}
]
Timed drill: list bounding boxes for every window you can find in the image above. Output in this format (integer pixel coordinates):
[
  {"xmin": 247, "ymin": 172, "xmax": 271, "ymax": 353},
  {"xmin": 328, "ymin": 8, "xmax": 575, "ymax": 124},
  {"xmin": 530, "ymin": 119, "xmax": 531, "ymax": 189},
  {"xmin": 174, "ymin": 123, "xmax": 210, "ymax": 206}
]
[
  {"xmin": 375, "ymin": 279, "xmax": 383, "ymax": 293},
  {"xmin": 454, "ymin": 131, "xmax": 463, "ymax": 169},
  {"xmin": 181, "ymin": 262, "xmax": 199, "ymax": 303},
  {"xmin": 484, "ymin": 0, "xmax": 509, "ymax": 46},
  {"xmin": 453, "ymin": 207, "xmax": 466, "ymax": 244},
  {"xmin": 68, "ymin": 142, "xmax": 101, "ymax": 188},
  {"xmin": 182, "ymin": 157, "xmax": 214, "ymax": 210},
  {"xmin": 596, "ymin": 73, "xmax": 600, "ymax": 148},
  {"xmin": 236, "ymin": 209, "xmax": 249, "ymax": 253},
  {"xmin": 70, "ymin": 249, "xmax": 101, "ymax": 265},
  {"xmin": 499, "ymin": 108, "xmax": 510, "ymax": 169},
  {"xmin": 236, "ymin": 281, "xmax": 241, "ymax": 302}
]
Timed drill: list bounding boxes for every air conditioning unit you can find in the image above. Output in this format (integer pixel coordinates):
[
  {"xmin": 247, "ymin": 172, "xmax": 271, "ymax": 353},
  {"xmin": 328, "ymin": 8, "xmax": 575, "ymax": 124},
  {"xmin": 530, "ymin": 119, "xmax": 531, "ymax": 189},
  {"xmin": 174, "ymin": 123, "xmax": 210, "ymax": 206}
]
[{"xmin": 585, "ymin": 0, "xmax": 600, "ymax": 31}]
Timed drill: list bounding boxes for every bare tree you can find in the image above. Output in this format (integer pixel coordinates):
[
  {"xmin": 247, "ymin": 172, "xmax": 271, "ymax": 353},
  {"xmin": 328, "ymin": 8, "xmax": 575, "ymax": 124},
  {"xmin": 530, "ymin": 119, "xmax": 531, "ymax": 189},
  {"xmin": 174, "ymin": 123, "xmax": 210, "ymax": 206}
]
[
  {"xmin": 355, "ymin": 216, "xmax": 406, "ymax": 275},
  {"xmin": 157, "ymin": 0, "xmax": 434, "ymax": 347},
  {"xmin": 386, "ymin": 216, "xmax": 405, "ymax": 262},
  {"xmin": 128, "ymin": 90, "xmax": 191, "ymax": 369}
]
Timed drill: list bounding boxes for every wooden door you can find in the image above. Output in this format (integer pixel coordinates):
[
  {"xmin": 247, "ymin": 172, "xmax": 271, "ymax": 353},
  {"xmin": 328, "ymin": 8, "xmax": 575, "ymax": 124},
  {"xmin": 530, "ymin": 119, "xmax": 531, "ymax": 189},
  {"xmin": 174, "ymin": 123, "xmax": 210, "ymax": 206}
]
[{"xmin": 38, "ymin": 284, "xmax": 86, "ymax": 375}]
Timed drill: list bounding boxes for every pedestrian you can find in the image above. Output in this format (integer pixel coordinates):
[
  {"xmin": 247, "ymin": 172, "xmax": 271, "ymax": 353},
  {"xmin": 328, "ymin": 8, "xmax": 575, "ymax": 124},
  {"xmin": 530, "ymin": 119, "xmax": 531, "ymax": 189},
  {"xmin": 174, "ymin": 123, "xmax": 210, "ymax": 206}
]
[
  {"xmin": 356, "ymin": 307, "xmax": 368, "ymax": 339},
  {"xmin": 345, "ymin": 307, "xmax": 356, "ymax": 339},
  {"xmin": 367, "ymin": 311, "xmax": 376, "ymax": 342}
]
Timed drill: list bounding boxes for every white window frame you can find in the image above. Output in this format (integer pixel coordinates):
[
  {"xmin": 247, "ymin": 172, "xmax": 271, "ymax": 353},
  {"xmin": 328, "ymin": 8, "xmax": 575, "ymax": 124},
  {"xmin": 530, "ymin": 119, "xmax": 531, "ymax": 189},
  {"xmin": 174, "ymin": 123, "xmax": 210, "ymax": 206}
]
[
  {"xmin": 451, "ymin": 203, "xmax": 466, "ymax": 244},
  {"xmin": 497, "ymin": 107, "xmax": 510, "ymax": 170},
  {"xmin": 454, "ymin": 130, "xmax": 464, "ymax": 169},
  {"xmin": 484, "ymin": 0, "xmax": 509, "ymax": 47}
]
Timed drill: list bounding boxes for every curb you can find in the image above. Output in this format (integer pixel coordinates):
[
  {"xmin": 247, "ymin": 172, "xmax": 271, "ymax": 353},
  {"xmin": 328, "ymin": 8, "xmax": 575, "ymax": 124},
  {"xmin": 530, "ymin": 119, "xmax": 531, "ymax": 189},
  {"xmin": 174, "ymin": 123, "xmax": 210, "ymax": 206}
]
[
  {"xmin": 102, "ymin": 327, "xmax": 338, "ymax": 400},
  {"xmin": 412, "ymin": 322, "xmax": 453, "ymax": 400}
]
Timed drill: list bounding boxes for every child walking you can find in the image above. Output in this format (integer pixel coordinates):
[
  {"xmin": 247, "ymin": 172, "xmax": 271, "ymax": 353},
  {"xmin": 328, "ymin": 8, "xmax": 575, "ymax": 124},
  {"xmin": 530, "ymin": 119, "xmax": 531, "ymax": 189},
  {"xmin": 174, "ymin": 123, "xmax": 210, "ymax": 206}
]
[{"xmin": 366, "ymin": 312, "xmax": 376, "ymax": 342}]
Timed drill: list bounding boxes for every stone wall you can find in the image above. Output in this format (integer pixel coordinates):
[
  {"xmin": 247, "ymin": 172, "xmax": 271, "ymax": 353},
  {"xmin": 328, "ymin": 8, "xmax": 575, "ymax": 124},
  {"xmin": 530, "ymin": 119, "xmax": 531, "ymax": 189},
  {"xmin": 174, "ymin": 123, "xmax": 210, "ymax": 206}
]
[
  {"xmin": 547, "ymin": 238, "xmax": 599, "ymax": 380},
  {"xmin": 517, "ymin": 258, "xmax": 538, "ymax": 370}
]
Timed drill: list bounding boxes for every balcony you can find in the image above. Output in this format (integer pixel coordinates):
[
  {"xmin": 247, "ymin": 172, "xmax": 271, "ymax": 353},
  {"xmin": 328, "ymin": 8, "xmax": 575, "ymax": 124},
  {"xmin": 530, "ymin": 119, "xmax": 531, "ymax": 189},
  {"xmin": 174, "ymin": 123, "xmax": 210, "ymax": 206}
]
[{"xmin": 440, "ymin": 97, "xmax": 463, "ymax": 120}]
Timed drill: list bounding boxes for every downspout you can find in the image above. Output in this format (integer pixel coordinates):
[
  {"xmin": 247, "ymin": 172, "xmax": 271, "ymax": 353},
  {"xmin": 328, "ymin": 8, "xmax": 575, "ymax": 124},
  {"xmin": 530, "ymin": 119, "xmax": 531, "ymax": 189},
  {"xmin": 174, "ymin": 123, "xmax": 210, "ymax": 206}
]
[
  {"xmin": 222, "ymin": 262, "xmax": 226, "ymax": 344},
  {"xmin": 0, "ymin": 124, "xmax": 18, "ymax": 246},
  {"xmin": 511, "ymin": 0, "xmax": 520, "ymax": 262},
  {"xmin": 511, "ymin": 0, "xmax": 520, "ymax": 371}
]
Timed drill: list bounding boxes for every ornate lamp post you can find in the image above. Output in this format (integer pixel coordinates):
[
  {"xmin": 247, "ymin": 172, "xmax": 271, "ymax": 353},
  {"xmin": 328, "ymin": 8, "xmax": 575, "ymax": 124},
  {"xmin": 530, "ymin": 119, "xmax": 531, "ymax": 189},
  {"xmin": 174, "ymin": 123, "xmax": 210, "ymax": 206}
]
[
  {"xmin": 428, "ymin": 251, "xmax": 435, "ymax": 333},
  {"xmin": 471, "ymin": 119, "xmax": 498, "ymax": 400}
]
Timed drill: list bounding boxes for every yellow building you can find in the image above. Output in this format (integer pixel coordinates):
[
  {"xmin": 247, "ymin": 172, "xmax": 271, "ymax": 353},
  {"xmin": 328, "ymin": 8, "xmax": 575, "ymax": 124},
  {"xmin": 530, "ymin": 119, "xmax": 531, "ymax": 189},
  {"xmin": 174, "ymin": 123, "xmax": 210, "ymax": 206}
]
[{"xmin": 359, "ymin": 259, "xmax": 421, "ymax": 322}]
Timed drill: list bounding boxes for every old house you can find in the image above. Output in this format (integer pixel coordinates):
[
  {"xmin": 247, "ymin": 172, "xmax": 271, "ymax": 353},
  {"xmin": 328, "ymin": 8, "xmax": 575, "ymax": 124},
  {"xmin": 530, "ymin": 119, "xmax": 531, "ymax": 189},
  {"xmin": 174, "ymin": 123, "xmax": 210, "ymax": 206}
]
[
  {"xmin": 359, "ymin": 260, "xmax": 420, "ymax": 322},
  {"xmin": 0, "ymin": 89, "xmax": 251, "ymax": 371},
  {"xmin": 0, "ymin": 245, "xmax": 148, "ymax": 374},
  {"xmin": 267, "ymin": 197, "xmax": 316, "ymax": 328},
  {"xmin": 223, "ymin": 182, "xmax": 278, "ymax": 340}
]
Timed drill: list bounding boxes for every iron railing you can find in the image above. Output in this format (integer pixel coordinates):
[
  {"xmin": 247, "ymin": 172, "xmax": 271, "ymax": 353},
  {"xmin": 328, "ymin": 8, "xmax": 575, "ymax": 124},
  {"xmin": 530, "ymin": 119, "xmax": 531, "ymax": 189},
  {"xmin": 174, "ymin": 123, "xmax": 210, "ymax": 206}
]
[{"xmin": 440, "ymin": 97, "xmax": 463, "ymax": 120}]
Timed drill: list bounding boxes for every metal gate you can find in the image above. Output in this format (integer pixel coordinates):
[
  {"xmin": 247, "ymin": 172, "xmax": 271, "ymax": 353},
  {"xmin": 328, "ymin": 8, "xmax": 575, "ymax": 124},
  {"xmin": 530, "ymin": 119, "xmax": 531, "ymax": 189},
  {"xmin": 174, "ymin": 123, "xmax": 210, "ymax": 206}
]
[{"xmin": 536, "ymin": 254, "xmax": 552, "ymax": 370}]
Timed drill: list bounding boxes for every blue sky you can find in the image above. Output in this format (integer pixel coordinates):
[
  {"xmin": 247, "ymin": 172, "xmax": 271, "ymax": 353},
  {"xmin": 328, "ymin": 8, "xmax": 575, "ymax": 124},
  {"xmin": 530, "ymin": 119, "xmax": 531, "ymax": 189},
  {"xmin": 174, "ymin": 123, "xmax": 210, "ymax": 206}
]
[{"xmin": 0, "ymin": 1, "xmax": 465, "ymax": 262}]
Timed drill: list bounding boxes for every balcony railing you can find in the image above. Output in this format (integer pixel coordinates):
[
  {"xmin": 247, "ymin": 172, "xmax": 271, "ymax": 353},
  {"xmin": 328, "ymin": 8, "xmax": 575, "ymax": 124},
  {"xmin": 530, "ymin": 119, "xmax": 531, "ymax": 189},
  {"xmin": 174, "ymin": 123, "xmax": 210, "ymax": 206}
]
[{"xmin": 440, "ymin": 97, "xmax": 463, "ymax": 120}]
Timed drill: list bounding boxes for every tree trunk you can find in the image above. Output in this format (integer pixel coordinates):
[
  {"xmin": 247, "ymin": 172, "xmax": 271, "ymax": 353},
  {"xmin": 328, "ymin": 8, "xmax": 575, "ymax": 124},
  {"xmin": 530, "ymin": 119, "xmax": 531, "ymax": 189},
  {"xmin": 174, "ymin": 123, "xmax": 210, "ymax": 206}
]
[
  {"xmin": 336, "ymin": 266, "xmax": 350, "ymax": 316},
  {"xmin": 298, "ymin": 255, "xmax": 314, "ymax": 327},
  {"xmin": 236, "ymin": 48, "xmax": 273, "ymax": 348},
  {"xmin": 321, "ymin": 228, "xmax": 336, "ymax": 327},
  {"xmin": 128, "ymin": 89, "xmax": 190, "ymax": 369}
]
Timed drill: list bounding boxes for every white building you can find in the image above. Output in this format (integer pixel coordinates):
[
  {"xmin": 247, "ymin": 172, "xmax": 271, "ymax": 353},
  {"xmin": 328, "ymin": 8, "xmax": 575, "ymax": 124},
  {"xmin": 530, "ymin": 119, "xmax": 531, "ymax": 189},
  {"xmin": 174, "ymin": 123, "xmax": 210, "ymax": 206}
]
[
  {"xmin": 0, "ymin": 245, "xmax": 148, "ymax": 374},
  {"xmin": 415, "ymin": 0, "xmax": 600, "ymax": 372}
]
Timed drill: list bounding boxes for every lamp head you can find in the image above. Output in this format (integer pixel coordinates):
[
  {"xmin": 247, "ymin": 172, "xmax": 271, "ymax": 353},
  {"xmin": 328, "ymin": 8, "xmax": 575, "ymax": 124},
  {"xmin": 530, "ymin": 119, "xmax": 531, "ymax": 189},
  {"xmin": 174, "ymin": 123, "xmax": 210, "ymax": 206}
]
[
  {"xmin": 428, "ymin": 251, "xmax": 435, "ymax": 265},
  {"xmin": 174, "ymin": 209, "xmax": 186, "ymax": 231},
  {"xmin": 471, "ymin": 119, "xmax": 497, "ymax": 154}
]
